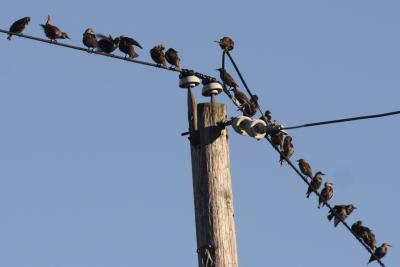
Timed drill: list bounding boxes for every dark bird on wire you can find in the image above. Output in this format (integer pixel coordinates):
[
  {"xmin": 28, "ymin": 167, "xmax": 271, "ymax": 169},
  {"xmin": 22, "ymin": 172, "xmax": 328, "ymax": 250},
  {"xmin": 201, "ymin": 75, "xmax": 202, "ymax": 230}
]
[
  {"xmin": 306, "ymin": 171, "xmax": 324, "ymax": 198},
  {"xmin": 117, "ymin": 36, "xmax": 142, "ymax": 59},
  {"xmin": 246, "ymin": 94, "xmax": 259, "ymax": 117},
  {"xmin": 82, "ymin": 28, "xmax": 98, "ymax": 51},
  {"xmin": 271, "ymin": 131, "xmax": 286, "ymax": 150},
  {"xmin": 216, "ymin": 68, "xmax": 238, "ymax": 89},
  {"xmin": 260, "ymin": 110, "xmax": 273, "ymax": 124},
  {"xmin": 318, "ymin": 181, "xmax": 334, "ymax": 208},
  {"xmin": 96, "ymin": 34, "xmax": 119, "ymax": 54},
  {"xmin": 351, "ymin": 220, "xmax": 377, "ymax": 250},
  {"xmin": 327, "ymin": 204, "xmax": 357, "ymax": 227},
  {"xmin": 297, "ymin": 158, "xmax": 313, "ymax": 179},
  {"xmin": 231, "ymin": 88, "xmax": 257, "ymax": 117},
  {"xmin": 165, "ymin": 48, "xmax": 181, "ymax": 70},
  {"xmin": 215, "ymin": 36, "xmax": 234, "ymax": 51},
  {"xmin": 7, "ymin": 16, "xmax": 31, "ymax": 40},
  {"xmin": 150, "ymin": 44, "xmax": 167, "ymax": 68},
  {"xmin": 40, "ymin": 16, "xmax": 70, "ymax": 42},
  {"xmin": 280, "ymin": 135, "xmax": 294, "ymax": 165},
  {"xmin": 368, "ymin": 243, "xmax": 391, "ymax": 265}
]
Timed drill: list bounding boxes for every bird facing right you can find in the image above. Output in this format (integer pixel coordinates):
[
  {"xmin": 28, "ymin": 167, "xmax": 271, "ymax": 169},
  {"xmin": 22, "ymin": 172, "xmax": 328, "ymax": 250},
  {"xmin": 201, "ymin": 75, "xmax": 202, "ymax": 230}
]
[
  {"xmin": 82, "ymin": 28, "xmax": 98, "ymax": 51},
  {"xmin": 40, "ymin": 15, "xmax": 70, "ymax": 42},
  {"xmin": 7, "ymin": 16, "xmax": 31, "ymax": 40},
  {"xmin": 367, "ymin": 243, "xmax": 391, "ymax": 264},
  {"xmin": 165, "ymin": 48, "xmax": 181, "ymax": 70}
]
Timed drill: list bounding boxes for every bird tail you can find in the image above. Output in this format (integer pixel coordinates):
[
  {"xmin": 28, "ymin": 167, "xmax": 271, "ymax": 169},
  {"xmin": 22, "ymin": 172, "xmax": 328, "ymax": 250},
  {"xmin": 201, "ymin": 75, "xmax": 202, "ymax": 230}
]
[
  {"xmin": 7, "ymin": 34, "xmax": 12, "ymax": 40},
  {"xmin": 327, "ymin": 213, "xmax": 334, "ymax": 221},
  {"xmin": 129, "ymin": 50, "xmax": 139, "ymax": 59}
]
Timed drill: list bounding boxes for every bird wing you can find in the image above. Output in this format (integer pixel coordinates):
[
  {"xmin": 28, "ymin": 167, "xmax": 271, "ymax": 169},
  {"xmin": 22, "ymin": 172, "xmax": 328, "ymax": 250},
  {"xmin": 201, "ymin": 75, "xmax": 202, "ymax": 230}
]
[
  {"xmin": 96, "ymin": 34, "xmax": 109, "ymax": 40},
  {"xmin": 125, "ymin": 37, "xmax": 143, "ymax": 49}
]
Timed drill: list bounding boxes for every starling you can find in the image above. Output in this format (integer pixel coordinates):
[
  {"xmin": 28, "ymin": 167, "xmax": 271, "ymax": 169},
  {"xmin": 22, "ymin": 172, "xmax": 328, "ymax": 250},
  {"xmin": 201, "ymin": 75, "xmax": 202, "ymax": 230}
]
[
  {"xmin": 7, "ymin": 17, "xmax": 30, "ymax": 40},
  {"xmin": 271, "ymin": 131, "xmax": 286, "ymax": 150},
  {"xmin": 327, "ymin": 204, "xmax": 356, "ymax": 227},
  {"xmin": 246, "ymin": 94, "xmax": 259, "ymax": 117},
  {"xmin": 117, "ymin": 36, "xmax": 142, "ymax": 59},
  {"xmin": 260, "ymin": 110, "xmax": 273, "ymax": 124},
  {"xmin": 352, "ymin": 220, "xmax": 364, "ymax": 237},
  {"xmin": 279, "ymin": 135, "xmax": 294, "ymax": 165},
  {"xmin": 215, "ymin": 36, "xmax": 234, "ymax": 51},
  {"xmin": 216, "ymin": 68, "xmax": 238, "ymax": 89},
  {"xmin": 318, "ymin": 182, "xmax": 334, "ymax": 208},
  {"xmin": 351, "ymin": 220, "xmax": 377, "ymax": 250},
  {"xmin": 96, "ymin": 34, "xmax": 119, "ymax": 54},
  {"xmin": 368, "ymin": 243, "xmax": 391, "ymax": 264},
  {"xmin": 40, "ymin": 16, "xmax": 69, "ymax": 42},
  {"xmin": 306, "ymin": 171, "xmax": 324, "ymax": 198},
  {"xmin": 297, "ymin": 158, "xmax": 313, "ymax": 179},
  {"xmin": 82, "ymin": 28, "xmax": 98, "ymax": 51},
  {"xmin": 165, "ymin": 48, "xmax": 181, "ymax": 70},
  {"xmin": 150, "ymin": 44, "xmax": 167, "ymax": 68}
]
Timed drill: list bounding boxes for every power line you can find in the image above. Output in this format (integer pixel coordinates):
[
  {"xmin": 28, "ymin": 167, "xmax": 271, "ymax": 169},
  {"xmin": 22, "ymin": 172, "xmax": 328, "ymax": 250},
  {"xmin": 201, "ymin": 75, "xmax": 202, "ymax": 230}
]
[
  {"xmin": 223, "ymin": 51, "xmax": 387, "ymax": 267},
  {"xmin": 283, "ymin": 110, "xmax": 400, "ymax": 130}
]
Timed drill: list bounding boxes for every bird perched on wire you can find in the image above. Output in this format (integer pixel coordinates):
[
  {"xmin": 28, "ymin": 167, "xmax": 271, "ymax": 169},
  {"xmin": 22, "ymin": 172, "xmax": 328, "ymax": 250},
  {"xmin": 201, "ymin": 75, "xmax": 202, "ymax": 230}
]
[
  {"xmin": 280, "ymin": 135, "xmax": 294, "ymax": 165},
  {"xmin": 40, "ymin": 15, "xmax": 70, "ymax": 42},
  {"xmin": 270, "ymin": 131, "xmax": 286, "ymax": 151},
  {"xmin": 367, "ymin": 243, "xmax": 391, "ymax": 265},
  {"xmin": 96, "ymin": 34, "xmax": 119, "ymax": 54},
  {"xmin": 82, "ymin": 28, "xmax": 98, "ymax": 51},
  {"xmin": 150, "ymin": 44, "xmax": 167, "ymax": 68},
  {"xmin": 306, "ymin": 171, "xmax": 324, "ymax": 198},
  {"xmin": 231, "ymin": 87, "xmax": 257, "ymax": 117},
  {"xmin": 165, "ymin": 48, "xmax": 181, "ymax": 70},
  {"xmin": 260, "ymin": 110, "xmax": 273, "ymax": 124},
  {"xmin": 7, "ymin": 16, "xmax": 31, "ymax": 40},
  {"xmin": 297, "ymin": 159, "xmax": 313, "ymax": 179},
  {"xmin": 117, "ymin": 36, "xmax": 142, "ymax": 59},
  {"xmin": 216, "ymin": 68, "xmax": 238, "ymax": 89},
  {"xmin": 327, "ymin": 204, "xmax": 357, "ymax": 227},
  {"xmin": 351, "ymin": 220, "xmax": 377, "ymax": 250},
  {"xmin": 318, "ymin": 181, "xmax": 334, "ymax": 208},
  {"xmin": 215, "ymin": 36, "xmax": 234, "ymax": 51}
]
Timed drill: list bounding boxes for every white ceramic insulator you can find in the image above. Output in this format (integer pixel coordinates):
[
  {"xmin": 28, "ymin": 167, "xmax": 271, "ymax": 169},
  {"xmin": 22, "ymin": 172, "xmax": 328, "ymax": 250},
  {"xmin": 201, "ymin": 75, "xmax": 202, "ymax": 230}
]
[
  {"xmin": 231, "ymin": 116, "xmax": 252, "ymax": 136},
  {"xmin": 179, "ymin": 76, "xmax": 201, "ymax": 89}
]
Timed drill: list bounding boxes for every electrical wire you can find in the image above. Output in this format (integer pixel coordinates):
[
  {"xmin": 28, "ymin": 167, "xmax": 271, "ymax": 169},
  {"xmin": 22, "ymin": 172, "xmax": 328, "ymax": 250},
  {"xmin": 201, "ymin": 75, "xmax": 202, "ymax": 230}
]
[
  {"xmin": 223, "ymin": 51, "xmax": 387, "ymax": 267},
  {"xmin": 283, "ymin": 110, "xmax": 400, "ymax": 130}
]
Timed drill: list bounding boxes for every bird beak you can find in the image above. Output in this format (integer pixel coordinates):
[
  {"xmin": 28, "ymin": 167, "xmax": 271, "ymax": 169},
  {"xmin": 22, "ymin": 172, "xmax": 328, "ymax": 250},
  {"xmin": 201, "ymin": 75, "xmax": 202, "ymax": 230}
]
[
  {"xmin": 321, "ymin": 172, "xmax": 325, "ymax": 175},
  {"xmin": 388, "ymin": 244, "xmax": 392, "ymax": 247},
  {"xmin": 296, "ymin": 160, "xmax": 300, "ymax": 162},
  {"xmin": 214, "ymin": 40, "xmax": 220, "ymax": 44}
]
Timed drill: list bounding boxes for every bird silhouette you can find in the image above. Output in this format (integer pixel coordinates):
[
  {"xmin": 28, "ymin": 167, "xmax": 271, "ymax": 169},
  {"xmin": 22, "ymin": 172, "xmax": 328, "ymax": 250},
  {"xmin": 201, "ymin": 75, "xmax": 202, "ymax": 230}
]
[
  {"xmin": 82, "ymin": 28, "xmax": 98, "ymax": 51},
  {"xmin": 150, "ymin": 44, "xmax": 167, "ymax": 68},
  {"xmin": 7, "ymin": 17, "xmax": 30, "ymax": 40},
  {"xmin": 215, "ymin": 36, "xmax": 234, "ymax": 51},
  {"xmin": 117, "ymin": 36, "xmax": 142, "ymax": 59},
  {"xmin": 216, "ymin": 68, "xmax": 238, "ymax": 89},
  {"xmin": 96, "ymin": 34, "xmax": 119, "ymax": 54},
  {"xmin": 280, "ymin": 135, "xmax": 294, "ymax": 165},
  {"xmin": 297, "ymin": 158, "xmax": 313, "ymax": 179},
  {"xmin": 368, "ymin": 243, "xmax": 391, "ymax": 264},
  {"xmin": 318, "ymin": 182, "xmax": 334, "ymax": 208},
  {"xmin": 327, "ymin": 204, "xmax": 357, "ymax": 227},
  {"xmin": 306, "ymin": 171, "xmax": 324, "ymax": 198},
  {"xmin": 40, "ymin": 16, "xmax": 69, "ymax": 42},
  {"xmin": 165, "ymin": 48, "xmax": 181, "ymax": 70}
]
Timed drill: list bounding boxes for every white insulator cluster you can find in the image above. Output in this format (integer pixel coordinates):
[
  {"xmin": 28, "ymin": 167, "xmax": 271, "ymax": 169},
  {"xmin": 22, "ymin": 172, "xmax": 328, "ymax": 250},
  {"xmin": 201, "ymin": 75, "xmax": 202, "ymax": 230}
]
[{"xmin": 231, "ymin": 116, "xmax": 267, "ymax": 140}]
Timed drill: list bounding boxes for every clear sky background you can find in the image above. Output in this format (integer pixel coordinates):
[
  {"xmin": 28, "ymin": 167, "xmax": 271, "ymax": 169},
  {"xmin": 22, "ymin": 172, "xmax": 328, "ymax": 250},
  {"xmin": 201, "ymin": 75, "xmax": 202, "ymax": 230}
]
[{"xmin": 0, "ymin": 1, "xmax": 399, "ymax": 266}]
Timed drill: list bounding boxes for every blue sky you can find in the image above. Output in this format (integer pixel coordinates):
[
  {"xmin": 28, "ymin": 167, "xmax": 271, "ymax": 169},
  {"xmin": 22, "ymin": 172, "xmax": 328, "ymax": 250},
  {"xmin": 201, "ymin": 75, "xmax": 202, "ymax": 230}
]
[{"xmin": 0, "ymin": 1, "xmax": 399, "ymax": 266}]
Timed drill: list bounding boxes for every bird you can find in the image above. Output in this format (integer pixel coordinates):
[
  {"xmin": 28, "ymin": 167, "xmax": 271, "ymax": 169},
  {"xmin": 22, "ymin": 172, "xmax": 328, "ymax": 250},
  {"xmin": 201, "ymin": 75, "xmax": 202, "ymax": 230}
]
[
  {"xmin": 306, "ymin": 171, "xmax": 324, "ymax": 198},
  {"xmin": 280, "ymin": 135, "xmax": 294, "ymax": 165},
  {"xmin": 40, "ymin": 15, "xmax": 70, "ymax": 42},
  {"xmin": 96, "ymin": 34, "xmax": 119, "ymax": 54},
  {"xmin": 117, "ymin": 36, "xmax": 142, "ymax": 59},
  {"xmin": 271, "ymin": 131, "xmax": 286, "ymax": 150},
  {"xmin": 351, "ymin": 220, "xmax": 377, "ymax": 250},
  {"xmin": 216, "ymin": 68, "xmax": 238, "ymax": 89},
  {"xmin": 7, "ymin": 16, "xmax": 31, "ymax": 40},
  {"xmin": 327, "ymin": 204, "xmax": 356, "ymax": 227},
  {"xmin": 245, "ymin": 94, "xmax": 259, "ymax": 117},
  {"xmin": 318, "ymin": 181, "xmax": 334, "ymax": 208},
  {"xmin": 215, "ymin": 36, "xmax": 234, "ymax": 51},
  {"xmin": 260, "ymin": 110, "xmax": 273, "ymax": 124},
  {"xmin": 82, "ymin": 28, "xmax": 98, "ymax": 51},
  {"xmin": 297, "ymin": 159, "xmax": 313, "ymax": 179},
  {"xmin": 150, "ymin": 44, "xmax": 167, "ymax": 68},
  {"xmin": 165, "ymin": 48, "xmax": 181, "ymax": 70},
  {"xmin": 367, "ymin": 243, "xmax": 391, "ymax": 265}
]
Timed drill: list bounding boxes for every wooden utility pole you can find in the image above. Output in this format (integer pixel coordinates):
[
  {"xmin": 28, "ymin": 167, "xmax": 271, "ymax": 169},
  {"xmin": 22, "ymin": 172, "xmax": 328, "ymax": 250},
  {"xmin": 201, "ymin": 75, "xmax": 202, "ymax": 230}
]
[{"xmin": 188, "ymin": 101, "xmax": 238, "ymax": 267}]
